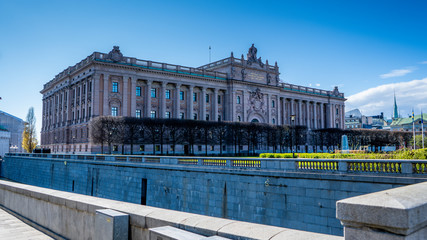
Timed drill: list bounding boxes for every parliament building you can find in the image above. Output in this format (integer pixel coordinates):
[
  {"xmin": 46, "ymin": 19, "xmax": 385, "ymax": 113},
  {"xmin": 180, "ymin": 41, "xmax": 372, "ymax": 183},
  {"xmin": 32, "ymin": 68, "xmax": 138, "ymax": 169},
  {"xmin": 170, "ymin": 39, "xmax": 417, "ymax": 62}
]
[{"xmin": 40, "ymin": 45, "xmax": 346, "ymax": 153}]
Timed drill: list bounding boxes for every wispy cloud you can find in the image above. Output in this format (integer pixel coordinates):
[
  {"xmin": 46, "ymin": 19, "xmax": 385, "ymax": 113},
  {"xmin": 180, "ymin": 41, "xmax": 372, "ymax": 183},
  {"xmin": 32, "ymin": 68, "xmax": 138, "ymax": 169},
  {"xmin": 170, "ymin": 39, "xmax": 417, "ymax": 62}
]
[
  {"xmin": 315, "ymin": 83, "xmax": 320, "ymax": 87},
  {"xmin": 346, "ymin": 78, "xmax": 427, "ymax": 117},
  {"xmin": 420, "ymin": 61, "xmax": 427, "ymax": 64},
  {"xmin": 380, "ymin": 67, "xmax": 414, "ymax": 79}
]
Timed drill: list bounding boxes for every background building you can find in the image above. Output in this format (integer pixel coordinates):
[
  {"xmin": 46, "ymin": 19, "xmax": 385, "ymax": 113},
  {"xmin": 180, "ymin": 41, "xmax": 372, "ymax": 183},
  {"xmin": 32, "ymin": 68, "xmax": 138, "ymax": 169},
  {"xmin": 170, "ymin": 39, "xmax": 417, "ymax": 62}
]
[
  {"xmin": 390, "ymin": 113, "xmax": 426, "ymax": 132},
  {"xmin": 0, "ymin": 110, "xmax": 25, "ymax": 154},
  {"xmin": 40, "ymin": 45, "xmax": 346, "ymax": 153}
]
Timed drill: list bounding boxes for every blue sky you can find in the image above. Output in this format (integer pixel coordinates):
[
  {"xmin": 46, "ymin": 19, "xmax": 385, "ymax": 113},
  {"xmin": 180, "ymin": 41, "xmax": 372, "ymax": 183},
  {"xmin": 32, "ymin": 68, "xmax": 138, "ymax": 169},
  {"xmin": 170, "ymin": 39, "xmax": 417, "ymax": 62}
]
[{"xmin": 1, "ymin": 0, "xmax": 427, "ymax": 139}]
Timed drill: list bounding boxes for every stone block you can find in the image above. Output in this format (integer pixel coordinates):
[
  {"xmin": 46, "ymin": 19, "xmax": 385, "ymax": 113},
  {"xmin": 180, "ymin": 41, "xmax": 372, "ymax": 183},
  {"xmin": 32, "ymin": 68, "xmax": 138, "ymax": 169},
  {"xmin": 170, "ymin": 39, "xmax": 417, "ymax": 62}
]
[
  {"xmin": 337, "ymin": 181, "xmax": 427, "ymax": 239},
  {"xmin": 95, "ymin": 209, "xmax": 129, "ymax": 240},
  {"xmin": 149, "ymin": 226, "xmax": 204, "ymax": 240}
]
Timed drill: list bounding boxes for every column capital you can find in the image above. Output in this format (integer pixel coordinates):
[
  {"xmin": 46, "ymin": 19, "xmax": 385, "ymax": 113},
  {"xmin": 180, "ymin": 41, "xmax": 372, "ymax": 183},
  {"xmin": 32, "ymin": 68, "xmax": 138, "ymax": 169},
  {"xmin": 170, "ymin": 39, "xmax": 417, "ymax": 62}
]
[
  {"xmin": 161, "ymin": 81, "xmax": 167, "ymax": 87},
  {"xmin": 175, "ymin": 83, "xmax": 182, "ymax": 88}
]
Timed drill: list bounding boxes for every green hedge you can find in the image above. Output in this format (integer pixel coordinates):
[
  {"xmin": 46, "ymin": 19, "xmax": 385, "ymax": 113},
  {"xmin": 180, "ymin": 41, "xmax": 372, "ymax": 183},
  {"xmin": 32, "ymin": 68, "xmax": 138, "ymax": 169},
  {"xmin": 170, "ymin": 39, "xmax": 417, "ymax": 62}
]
[{"xmin": 259, "ymin": 149, "xmax": 427, "ymax": 160}]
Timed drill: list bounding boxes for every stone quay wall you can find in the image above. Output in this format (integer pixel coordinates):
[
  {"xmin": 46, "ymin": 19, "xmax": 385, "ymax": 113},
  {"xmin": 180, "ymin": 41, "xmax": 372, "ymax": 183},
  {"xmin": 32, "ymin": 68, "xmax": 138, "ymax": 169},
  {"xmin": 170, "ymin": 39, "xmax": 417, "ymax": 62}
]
[
  {"xmin": 2, "ymin": 153, "xmax": 427, "ymax": 236},
  {"xmin": 0, "ymin": 180, "xmax": 341, "ymax": 240}
]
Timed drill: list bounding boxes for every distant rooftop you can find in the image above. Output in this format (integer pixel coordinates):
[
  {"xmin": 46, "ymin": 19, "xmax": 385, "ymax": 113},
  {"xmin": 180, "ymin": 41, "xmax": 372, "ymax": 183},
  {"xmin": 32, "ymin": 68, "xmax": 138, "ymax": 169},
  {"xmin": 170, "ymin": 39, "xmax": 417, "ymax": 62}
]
[{"xmin": 0, "ymin": 110, "xmax": 24, "ymax": 123}]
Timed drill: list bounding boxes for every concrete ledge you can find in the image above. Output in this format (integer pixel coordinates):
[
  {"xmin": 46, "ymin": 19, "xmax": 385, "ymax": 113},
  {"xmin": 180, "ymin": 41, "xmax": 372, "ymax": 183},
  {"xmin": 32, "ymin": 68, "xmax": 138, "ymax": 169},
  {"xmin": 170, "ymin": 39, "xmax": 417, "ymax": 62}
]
[
  {"xmin": 0, "ymin": 180, "xmax": 341, "ymax": 240},
  {"xmin": 337, "ymin": 181, "xmax": 427, "ymax": 239}
]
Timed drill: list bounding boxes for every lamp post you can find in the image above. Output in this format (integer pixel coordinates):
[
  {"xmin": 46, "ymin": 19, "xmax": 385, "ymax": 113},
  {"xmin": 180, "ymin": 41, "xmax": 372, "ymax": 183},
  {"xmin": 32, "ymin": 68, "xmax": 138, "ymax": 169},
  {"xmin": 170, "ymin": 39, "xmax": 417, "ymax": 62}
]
[
  {"xmin": 290, "ymin": 114, "xmax": 296, "ymax": 158},
  {"xmin": 72, "ymin": 135, "xmax": 76, "ymax": 154},
  {"xmin": 9, "ymin": 145, "xmax": 18, "ymax": 154}
]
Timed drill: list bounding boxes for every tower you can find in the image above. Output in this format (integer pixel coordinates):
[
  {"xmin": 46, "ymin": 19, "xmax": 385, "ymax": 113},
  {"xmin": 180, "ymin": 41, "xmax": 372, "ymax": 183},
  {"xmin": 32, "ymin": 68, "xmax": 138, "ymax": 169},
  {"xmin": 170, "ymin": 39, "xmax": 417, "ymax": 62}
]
[{"xmin": 393, "ymin": 92, "xmax": 399, "ymax": 119}]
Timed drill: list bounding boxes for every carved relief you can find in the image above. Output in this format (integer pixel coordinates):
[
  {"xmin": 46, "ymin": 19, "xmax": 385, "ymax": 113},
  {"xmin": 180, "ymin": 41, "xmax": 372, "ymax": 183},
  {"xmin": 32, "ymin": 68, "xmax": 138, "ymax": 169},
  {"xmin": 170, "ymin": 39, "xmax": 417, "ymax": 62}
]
[
  {"xmin": 241, "ymin": 68, "xmax": 246, "ymax": 81},
  {"xmin": 266, "ymin": 73, "xmax": 271, "ymax": 85},
  {"xmin": 247, "ymin": 88, "xmax": 266, "ymax": 116},
  {"xmin": 246, "ymin": 44, "xmax": 264, "ymax": 67},
  {"xmin": 107, "ymin": 46, "xmax": 123, "ymax": 62}
]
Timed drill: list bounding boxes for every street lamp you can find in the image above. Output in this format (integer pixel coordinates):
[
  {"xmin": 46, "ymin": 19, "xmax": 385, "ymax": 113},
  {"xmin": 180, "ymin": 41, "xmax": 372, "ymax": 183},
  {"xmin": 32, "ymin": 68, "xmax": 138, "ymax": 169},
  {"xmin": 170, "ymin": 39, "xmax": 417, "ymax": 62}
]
[
  {"xmin": 290, "ymin": 114, "xmax": 296, "ymax": 158},
  {"xmin": 9, "ymin": 145, "xmax": 18, "ymax": 154},
  {"xmin": 72, "ymin": 135, "xmax": 76, "ymax": 154}
]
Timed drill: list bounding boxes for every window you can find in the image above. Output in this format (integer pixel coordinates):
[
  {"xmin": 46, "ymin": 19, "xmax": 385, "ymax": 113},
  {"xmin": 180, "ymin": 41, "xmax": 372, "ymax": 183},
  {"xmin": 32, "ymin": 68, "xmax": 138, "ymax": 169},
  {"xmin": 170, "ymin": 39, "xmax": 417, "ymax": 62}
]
[
  {"xmin": 210, "ymin": 145, "xmax": 214, "ymax": 151},
  {"xmin": 88, "ymin": 107, "xmax": 91, "ymax": 117},
  {"xmin": 165, "ymin": 89, "xmax": 171, "ymax": 99},
  {"xmin": 113, "ymin": 145, "xmax": 118, "ymax": 151},
  {"xmin": 206, "ymin": 114, "xmax": 210, "ymax": 121},
  {"xmin": 206, "ymin": 94, "xmax": 209, "ymax": 103},
  {"xmin": 237, "ymin": 96, "xmax": 241, "ymax": 104},
  {"xmin": 83, "ymin": 84, "xmax": 86, "ymax": 94},
  {"xmin": 193, "ymin": 92, "xmax": 197, "ymax": 102},
  {"xmin": 165, "ymin": 111, "xmax": 171, "ymax": 118},
  {"xmin": 272, "ymin": 100, "xmax": 275, "ymax": 108},
  {"xmin": 237, "ymin": 116, "xmax": 241, "ymax": 122},
  {"xmin": 180, "ymin": 112, "xmax": 185, "ymax": 119},
  {"xmin": 139, "ymin": 145, "xmax": 145, "ymax": 151},
  {"xmin": 150, "ymin": 110, "xmax": 156, "ymax": 118},
  {"xmin": 218, "ymin": 115, "xmax": 221, "ymax": 121},
  {"xmin": 193, "ymin": 113, "xmax": 198, "ymax": 120},
  {"xmin": 155, "ymin": 145, "xmax": 160, "ymax": 151},
  {"xmin": 336, "ymin": 108, "xmax": 339, "ymax": 115},
  {"xmin": 151, "ymin": 88, "xmax": 156, "ymax": 98},
  {"xmin": 136, "ymin": 87, "xmax": 141, "ymax": 96},
  {"xmin": 136, "ymin": 109, "xmax": 141, "ymax": 118},
  {"xmin": 112, "ymin": 82, "xmax": 118, "ymax": 93},
  {"xmin": 89, "ymin": 82, "xmax": 92, "ymax": 92},
  {"xmin": 111, "ymin": 107, "xmax": 118, "ymax": 116},
  {"xmin": 272, "ymin": 118, "xmax": 276, "ymax": 124},
  {"xmin": 218, "ymin": 95, "xmax": 221, "ymax": 104},
  {"xmin": 198, "ymin": 145, "xmax": 202, "ymax": 151},
  {"xmin": 180, "ymin": 91, "xmax": 184, "ymax": 100},
  {"xmin": 77, "ymin": 110, "xmax": 80, "ymax": 120}
]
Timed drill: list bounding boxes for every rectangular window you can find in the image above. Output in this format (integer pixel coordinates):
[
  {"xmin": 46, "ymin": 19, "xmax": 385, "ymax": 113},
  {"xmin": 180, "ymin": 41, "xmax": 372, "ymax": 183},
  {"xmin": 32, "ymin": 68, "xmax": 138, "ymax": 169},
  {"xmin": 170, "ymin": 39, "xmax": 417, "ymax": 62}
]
[
  {"xmin": 206, "ymin": 94, "xmax": 209, "ymax": 103},
  {"xmin": 193, "ymin": 113, "xmax": 198, "ymax": 120},
  {"xmin": 218, "ymin": 95, "xmax": 221, "ymax": 104},
  {"xmin": 180, "ymin": 112, "xmax": 185, "ymax": 119},
  {"xmin": 88, "ymin": 107, "xmax": 91, "ymax": 117},
  {"xmin": 180, "ymin": 91, "xmax": 184, "ymax": 100},
  {"xmin": 272, "ymin": 100, "xmax": 275, "ymax": 108},
  {"xmin": 112, "ymin": 82, "xmax": 118, "ymax": 93},
  {"xmin": 218, "ymin": 115, "xmax": 221, "ymax": 121},
  {"xmin": 336, "ymin": 108, "xmax": 339, "ymax": 115},
  {"xmin": 193, "ymin": 92, "xmax": 197, "ymax": 102},
  {"xmin": 136, "ymin": 109, "xmax": 141, "ymax": 118},
  {"xmin": 237, "ymin": 96, "xmax": 241, "ymax": 104},
  {"xmin": 111, "ymin": 107, "xmax": 118, "ymax": 116},
  {"xmin": 165, "ymin": 89, "xmax": 171, "ymax": 99},
  {"xmin": 165, "ymin": 111, "xmax": 171, "ymax": 118},
  {"xmin": 155, "ymin": 145, "xmax": 160, "ymax": 151},
  {"xmin": 206, "ymin": 114, "xmax": 209, "ymax": 121},
  {"xmin": 151, "ymin": 88, "xmax": 156, "ymax": 98},
  {"xmin": 150, "ymin": 110, "xmax": 156, "ymax": 118},
  {"xmin": 83, "ymin": 84, "xmax": 86, "ymax": 94},
  {"xmin": 89, "ymin": 82, "xmax": 92, "ymax": 92},
  {"xmin": 139, "ymin": 145, "xmax": 145, "ymax": 151},
  {"xmin": 210, "ymin": 145, "xmax": 214, "ymax": 151},
  {"xmin": 136, "ymin": 87, "xmax": 141, "ymax": 96}
]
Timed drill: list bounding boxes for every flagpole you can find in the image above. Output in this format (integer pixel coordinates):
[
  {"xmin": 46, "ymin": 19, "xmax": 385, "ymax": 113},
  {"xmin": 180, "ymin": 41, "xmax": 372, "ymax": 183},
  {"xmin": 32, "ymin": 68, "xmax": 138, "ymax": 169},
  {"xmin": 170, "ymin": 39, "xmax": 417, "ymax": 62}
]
[
  {"xmin": 413, "ymin": 109, "xmax": 416, "ymax": 150},
  {"xmin": 422, "ymin": 110, "xmax": 424, "ymax": 149}
]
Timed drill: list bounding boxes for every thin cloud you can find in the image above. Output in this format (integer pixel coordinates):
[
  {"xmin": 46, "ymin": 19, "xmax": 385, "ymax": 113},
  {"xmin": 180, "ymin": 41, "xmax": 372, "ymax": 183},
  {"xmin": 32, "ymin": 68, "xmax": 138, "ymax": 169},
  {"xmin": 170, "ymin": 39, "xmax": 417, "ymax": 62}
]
[
  {"xmin": 380, "ymin": 68, "xmax": 414, "ymax": 79},
  {"xmin": 420, "ymin": 61, "xmax": 427, "ymax": 64},
  {"xmin": 315, "ymin": 83, "xmax": 320, "ymax": 87},
  {"xmin": 346, "ymin": 78, "xmax": 427, "ymax": 118}
]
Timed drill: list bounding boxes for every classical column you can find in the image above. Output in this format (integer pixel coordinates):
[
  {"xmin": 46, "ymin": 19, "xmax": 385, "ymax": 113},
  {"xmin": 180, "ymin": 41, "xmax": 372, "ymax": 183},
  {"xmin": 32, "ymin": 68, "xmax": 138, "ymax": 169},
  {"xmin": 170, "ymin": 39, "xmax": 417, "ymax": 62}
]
[
  {"xmin": 266, "ymin": 94, "xmax": 270, "ymax": 123},
  {"xmin": 306, "ymin": 101, "xmax": 310, "ymax": 129},
  {"xmin": 320, "ymin": 103, "xmax": 325, "ymax": 129},
  {"xmin": 130, "ymin": 76, "xmax": 136, "ymax": 117},
  {"xmin": 241, "ymin": 91, "xmax": 246, "ymax": 121},
  {"xmin": 331, "ymin": 104, "xmax": 335, "ymax": 128},
  {"xmin": 145, "ymin": 80, "xmax": 152, "ymax": 117},
  {"xmin": 160, "ymin": 81, "xmax": 167, "ymax": 118},
  {"xmin": 229, "ymin": 90, "xmax": 235, "ymax": 121},
  {"xmin": 103, "ymin": 74, "xmax": 109, "ymax": 116},
  {"xmin": 188, "ymin": 85, "xmax": 194, "ymax": 119},
  {"xmin": 213, "ymin": 88, "xmax": 218, "ymax": 122},
  {"xmin": 92, "ymin": 74, "xmax": 101, "ymax": 117},
  {"xmin": 175, "ymin": 83, "xmax": 181, "ymax": 118},
  {"xmin": 201, "ymin": 87, "xmax": 206, "ymax": 121},
  {"xmin": 313, "ymin": 102, "xmax": 317, "ymax": 129},
  {"xmin": 277, "ymin": 97, "xmax": 281, "ymax": 125},
  {"xmin": 290, "ymin": 98, "xmax": 294, "ymax": 123},
  {"xmin": 342, "ymin": 104, "xmax": 345, "ymax": 129},
  {"xmin": 298, "ymin": 100, "xmax": 302, "ymax": 125},
  {"xmin": 122, "ymin": 76, "xmax": 129, "ymax": 116}
]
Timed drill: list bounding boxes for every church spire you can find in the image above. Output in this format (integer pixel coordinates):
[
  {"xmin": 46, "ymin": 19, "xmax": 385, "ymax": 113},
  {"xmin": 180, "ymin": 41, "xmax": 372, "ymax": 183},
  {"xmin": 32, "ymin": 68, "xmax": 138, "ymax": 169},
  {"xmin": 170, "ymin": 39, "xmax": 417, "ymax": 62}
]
[{"xmin": 393, "ymin": 91, "xmax": 399, "ymax": 119}]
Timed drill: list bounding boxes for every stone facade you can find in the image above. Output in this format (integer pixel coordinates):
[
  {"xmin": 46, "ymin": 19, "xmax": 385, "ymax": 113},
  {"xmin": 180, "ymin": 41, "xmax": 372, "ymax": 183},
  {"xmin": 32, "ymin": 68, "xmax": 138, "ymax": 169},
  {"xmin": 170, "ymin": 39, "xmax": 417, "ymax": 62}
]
[{"xmin": 40, "ymin": 45, "xmax": 346, "ymax": 153}]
